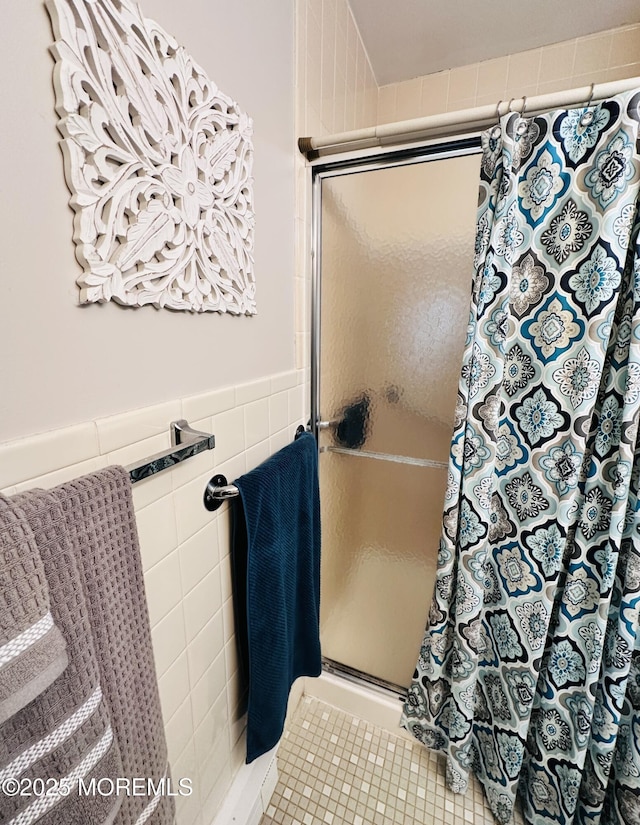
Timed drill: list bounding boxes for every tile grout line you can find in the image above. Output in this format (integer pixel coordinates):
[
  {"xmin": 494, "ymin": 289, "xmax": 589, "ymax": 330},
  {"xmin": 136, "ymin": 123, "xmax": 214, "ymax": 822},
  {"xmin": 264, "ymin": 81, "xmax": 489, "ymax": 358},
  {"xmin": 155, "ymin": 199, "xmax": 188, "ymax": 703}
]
[{"xmin": 261, "ymin": 696, "xmax": 525, "ymax": 825}]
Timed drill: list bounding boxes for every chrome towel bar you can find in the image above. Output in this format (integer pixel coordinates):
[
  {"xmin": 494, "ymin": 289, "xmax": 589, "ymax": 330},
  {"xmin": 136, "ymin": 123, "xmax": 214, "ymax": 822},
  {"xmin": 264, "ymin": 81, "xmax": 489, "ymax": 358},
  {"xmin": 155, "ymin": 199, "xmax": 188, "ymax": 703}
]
[
  {"xmin": 127, "ymin": 420, "xmax": 215, "ymax": 483},
  {"xmin": 203, "ymin": 425, "xmax": 307, "ymax": 511}
]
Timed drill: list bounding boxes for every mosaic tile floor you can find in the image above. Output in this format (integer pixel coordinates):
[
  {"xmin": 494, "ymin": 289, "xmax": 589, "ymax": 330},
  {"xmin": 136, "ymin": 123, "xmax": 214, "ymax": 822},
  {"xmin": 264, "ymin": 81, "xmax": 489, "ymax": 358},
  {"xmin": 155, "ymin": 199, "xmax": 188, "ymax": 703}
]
[{"xmin": 260, "ymin": 696, "xmax": 525, "ymax": 825}]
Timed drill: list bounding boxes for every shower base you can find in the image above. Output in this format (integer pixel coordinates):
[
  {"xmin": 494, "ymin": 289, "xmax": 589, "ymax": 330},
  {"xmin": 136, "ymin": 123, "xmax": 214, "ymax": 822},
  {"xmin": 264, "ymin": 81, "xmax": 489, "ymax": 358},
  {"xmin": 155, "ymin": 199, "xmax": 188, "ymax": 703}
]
[{"xmin": 260, "ymin": 676, "xmax": 525, "ymax": 825}]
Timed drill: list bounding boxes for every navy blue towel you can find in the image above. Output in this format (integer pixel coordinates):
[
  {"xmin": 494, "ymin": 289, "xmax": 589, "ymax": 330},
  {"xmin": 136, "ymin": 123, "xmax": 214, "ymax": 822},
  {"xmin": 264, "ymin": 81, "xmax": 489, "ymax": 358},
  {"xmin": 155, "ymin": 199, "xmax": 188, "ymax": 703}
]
[{"xmin": 231, "ymin": 431, "xmax": 321, "ymax": 763}]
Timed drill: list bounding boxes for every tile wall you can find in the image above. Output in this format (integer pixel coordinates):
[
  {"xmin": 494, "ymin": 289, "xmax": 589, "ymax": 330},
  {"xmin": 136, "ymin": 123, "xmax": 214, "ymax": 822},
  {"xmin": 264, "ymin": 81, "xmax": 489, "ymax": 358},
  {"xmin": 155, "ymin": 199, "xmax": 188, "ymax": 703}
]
[
  {"xmin": 294, "ymin": 16, "xmax": 640, "ymax": 370},
  {"xmin": 0, "ymin": 369, "xmax": 307, "ymax": 825},
  {"xmin": 377, "ymin": 23, "xmax": 640, "ymax": 124},
  {"xmin": 296, "ymin": 0, "xmax": 377, "ymax": 140}
]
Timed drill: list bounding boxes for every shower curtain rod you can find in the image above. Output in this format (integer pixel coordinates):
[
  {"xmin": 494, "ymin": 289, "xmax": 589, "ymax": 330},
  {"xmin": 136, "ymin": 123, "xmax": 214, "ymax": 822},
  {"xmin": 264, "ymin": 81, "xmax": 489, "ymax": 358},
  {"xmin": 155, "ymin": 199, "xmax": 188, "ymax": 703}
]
[{"xmin": 298, "ymin": 75, "xmax": 640, "ymax": 160}]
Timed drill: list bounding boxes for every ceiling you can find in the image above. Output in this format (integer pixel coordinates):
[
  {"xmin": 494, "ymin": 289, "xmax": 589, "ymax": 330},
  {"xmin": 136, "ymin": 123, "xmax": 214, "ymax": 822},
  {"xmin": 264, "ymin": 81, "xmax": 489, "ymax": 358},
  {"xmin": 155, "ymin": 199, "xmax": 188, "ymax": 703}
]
[{"xmin": 348, "ymin": 0, "xmax": 640, "ymax": 85}]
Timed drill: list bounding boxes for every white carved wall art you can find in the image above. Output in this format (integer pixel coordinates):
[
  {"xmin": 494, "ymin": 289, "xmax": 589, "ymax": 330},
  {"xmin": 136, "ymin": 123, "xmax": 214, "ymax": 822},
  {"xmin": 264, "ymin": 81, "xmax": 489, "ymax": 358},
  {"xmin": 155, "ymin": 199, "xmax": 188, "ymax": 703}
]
[{"xmin": 47, "ymin": 0, "xmax": 256, "ymax": 313}]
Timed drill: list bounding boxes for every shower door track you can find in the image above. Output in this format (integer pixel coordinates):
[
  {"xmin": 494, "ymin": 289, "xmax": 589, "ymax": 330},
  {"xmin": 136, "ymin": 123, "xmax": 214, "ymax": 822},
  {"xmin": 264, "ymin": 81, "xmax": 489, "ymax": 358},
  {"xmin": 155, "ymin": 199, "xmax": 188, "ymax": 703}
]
[{"xmin": 322, "ymin": 657, "xmax": 407, "ymax": 702}]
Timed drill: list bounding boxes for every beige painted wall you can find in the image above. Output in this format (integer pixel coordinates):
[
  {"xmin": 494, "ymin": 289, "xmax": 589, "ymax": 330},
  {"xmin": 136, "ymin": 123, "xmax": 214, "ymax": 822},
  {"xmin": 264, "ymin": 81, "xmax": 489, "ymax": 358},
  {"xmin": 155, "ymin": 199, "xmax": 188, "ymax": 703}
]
[
  {"xmin": 0, "ymin": 3, "xmax": 300, "ymax": 824},
  {"xmin": 0, "ymin": 0, "xmax": 295, "ymax": 442}
]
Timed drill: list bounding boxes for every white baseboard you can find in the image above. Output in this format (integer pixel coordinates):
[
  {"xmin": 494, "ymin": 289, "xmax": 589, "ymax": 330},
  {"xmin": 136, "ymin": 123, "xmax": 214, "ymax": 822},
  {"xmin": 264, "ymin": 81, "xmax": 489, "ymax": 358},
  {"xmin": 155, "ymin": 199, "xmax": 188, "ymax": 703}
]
[
  {"xmin": 208, "ymin": 679, "xmax": 306, "ymax": 825},
  {"xmin": 210, "ymin": 746, "xmax": 278, "ymax": 825}
]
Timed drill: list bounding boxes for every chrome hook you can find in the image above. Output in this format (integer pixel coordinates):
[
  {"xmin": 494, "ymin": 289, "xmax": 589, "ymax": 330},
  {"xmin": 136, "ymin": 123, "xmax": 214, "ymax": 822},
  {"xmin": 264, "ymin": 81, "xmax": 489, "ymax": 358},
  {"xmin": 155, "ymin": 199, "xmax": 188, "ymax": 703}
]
[
  {"xmin": 491, "ymin": 100, "xmax": 504, "ymax": 138},
  {"xmin": 515, "ymin": 96, "xmax": 529, "ymax": 135},
  {"xmin": 580, "ymin": 83, "xmax": 596, "ymax": 127}
]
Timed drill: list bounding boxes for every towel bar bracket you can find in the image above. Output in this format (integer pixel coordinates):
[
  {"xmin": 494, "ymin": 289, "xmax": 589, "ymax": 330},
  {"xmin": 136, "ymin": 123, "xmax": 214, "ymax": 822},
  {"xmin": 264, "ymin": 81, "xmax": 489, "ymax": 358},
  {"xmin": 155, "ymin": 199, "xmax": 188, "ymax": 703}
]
[
  {"xmin": 128, "ymin": 419, "xmax": 215, "ymax": 484},
  {"xmin": 171, "ymin": 419, "xmax": 212, "ymax": 448},
  {"xmin": 203, "ymin": 425, "xmax": 309, "ymax": 511},
  {"xmin": 203, "ymin": 475, "xmax": 239, "ymax": 511}
]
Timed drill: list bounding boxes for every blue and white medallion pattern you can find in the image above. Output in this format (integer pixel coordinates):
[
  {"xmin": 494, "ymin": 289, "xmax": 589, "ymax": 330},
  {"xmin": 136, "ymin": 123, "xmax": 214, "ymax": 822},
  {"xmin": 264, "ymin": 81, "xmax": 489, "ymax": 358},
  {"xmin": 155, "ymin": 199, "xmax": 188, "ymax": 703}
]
[{"xmin": 401, "ymin": 92, "xmax": 640, "ymax": 825}]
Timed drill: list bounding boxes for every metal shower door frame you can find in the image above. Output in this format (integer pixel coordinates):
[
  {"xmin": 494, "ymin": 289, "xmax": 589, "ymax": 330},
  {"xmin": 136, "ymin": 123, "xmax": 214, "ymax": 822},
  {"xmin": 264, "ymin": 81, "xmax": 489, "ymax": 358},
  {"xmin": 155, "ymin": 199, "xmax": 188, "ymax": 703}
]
[
  {"xmin": 309, "ymin": 135, "xmax": 482, "ymax": 695},
  {"xmin": 310, "ymin": 136, "xmax": 482, "ymax": 440}
]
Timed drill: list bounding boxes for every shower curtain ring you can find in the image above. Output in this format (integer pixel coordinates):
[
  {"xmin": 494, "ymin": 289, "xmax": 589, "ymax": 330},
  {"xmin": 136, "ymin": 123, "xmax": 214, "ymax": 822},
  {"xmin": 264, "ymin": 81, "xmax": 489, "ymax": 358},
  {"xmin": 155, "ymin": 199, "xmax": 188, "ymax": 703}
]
[
  {"xmin": 491, "ymin": 100, "xmax": 503, "ymax": 138},
  {"xmin": 507, "ymin": 97, "xmax": 515, "ymax": 112},
  {"xmin": 516, "ymin": 96, "xmax": 529, "ymax": 134},
  {"xmin": 580, "ymin": 83, "xmax": 596, "ymax": 126}
]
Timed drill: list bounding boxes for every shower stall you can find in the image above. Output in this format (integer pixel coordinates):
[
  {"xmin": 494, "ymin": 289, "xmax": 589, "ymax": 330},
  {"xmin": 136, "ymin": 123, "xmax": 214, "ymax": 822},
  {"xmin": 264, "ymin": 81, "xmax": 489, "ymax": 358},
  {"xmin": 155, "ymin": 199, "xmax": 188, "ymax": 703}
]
[{"xmin": 311, "ymin": 139, "xmax": 483, "ymax": 692}]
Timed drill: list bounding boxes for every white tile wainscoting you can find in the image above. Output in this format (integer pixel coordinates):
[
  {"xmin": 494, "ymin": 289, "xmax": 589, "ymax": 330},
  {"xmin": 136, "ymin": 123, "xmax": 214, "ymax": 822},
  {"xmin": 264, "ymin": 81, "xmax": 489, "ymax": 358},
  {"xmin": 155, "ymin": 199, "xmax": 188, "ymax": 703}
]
[{"xmin": 0, "ymin": 368, "xmax": 308, "ymax": 825}]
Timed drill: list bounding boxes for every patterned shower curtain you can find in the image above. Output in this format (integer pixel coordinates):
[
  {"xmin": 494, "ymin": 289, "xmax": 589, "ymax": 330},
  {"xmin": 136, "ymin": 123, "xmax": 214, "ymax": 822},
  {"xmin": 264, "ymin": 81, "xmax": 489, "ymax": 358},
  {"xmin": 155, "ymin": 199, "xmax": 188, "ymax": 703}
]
[{"xmin": 400, "ymin": 91, "xmax": 640, "ymax": 825}]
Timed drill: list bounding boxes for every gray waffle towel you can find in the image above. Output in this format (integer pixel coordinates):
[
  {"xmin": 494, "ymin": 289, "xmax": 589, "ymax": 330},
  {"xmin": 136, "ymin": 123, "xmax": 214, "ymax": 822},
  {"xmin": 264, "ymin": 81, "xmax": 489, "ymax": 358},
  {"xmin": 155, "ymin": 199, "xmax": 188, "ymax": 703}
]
[
  {"xmin": 0, "ymin": 466, "xmax": 174, "ymax": 825},
  {"xmin": 0, "ymin": 488, "xmax": 123, "ymax": 825},
  {"xmin": 0, "ymin": 494, "xmax": 68, "ymax": 724}
]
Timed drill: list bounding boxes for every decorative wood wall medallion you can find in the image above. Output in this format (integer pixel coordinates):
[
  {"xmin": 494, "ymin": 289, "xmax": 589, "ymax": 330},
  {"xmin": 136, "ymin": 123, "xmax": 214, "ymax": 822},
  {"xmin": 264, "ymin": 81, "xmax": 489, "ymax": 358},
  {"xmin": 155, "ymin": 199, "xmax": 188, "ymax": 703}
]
[{"xmin": 47, "ymin": 0, "xmax": 256, "ymax": 313}]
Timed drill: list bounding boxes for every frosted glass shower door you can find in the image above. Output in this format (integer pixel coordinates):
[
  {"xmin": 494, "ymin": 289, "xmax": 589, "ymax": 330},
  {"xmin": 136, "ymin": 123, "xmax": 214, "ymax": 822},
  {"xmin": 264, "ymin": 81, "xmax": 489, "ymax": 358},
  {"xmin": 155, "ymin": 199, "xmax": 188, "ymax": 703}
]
[{"xmin": 317, "ymin": 150, "xmax": 481, "ymax": 690}]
